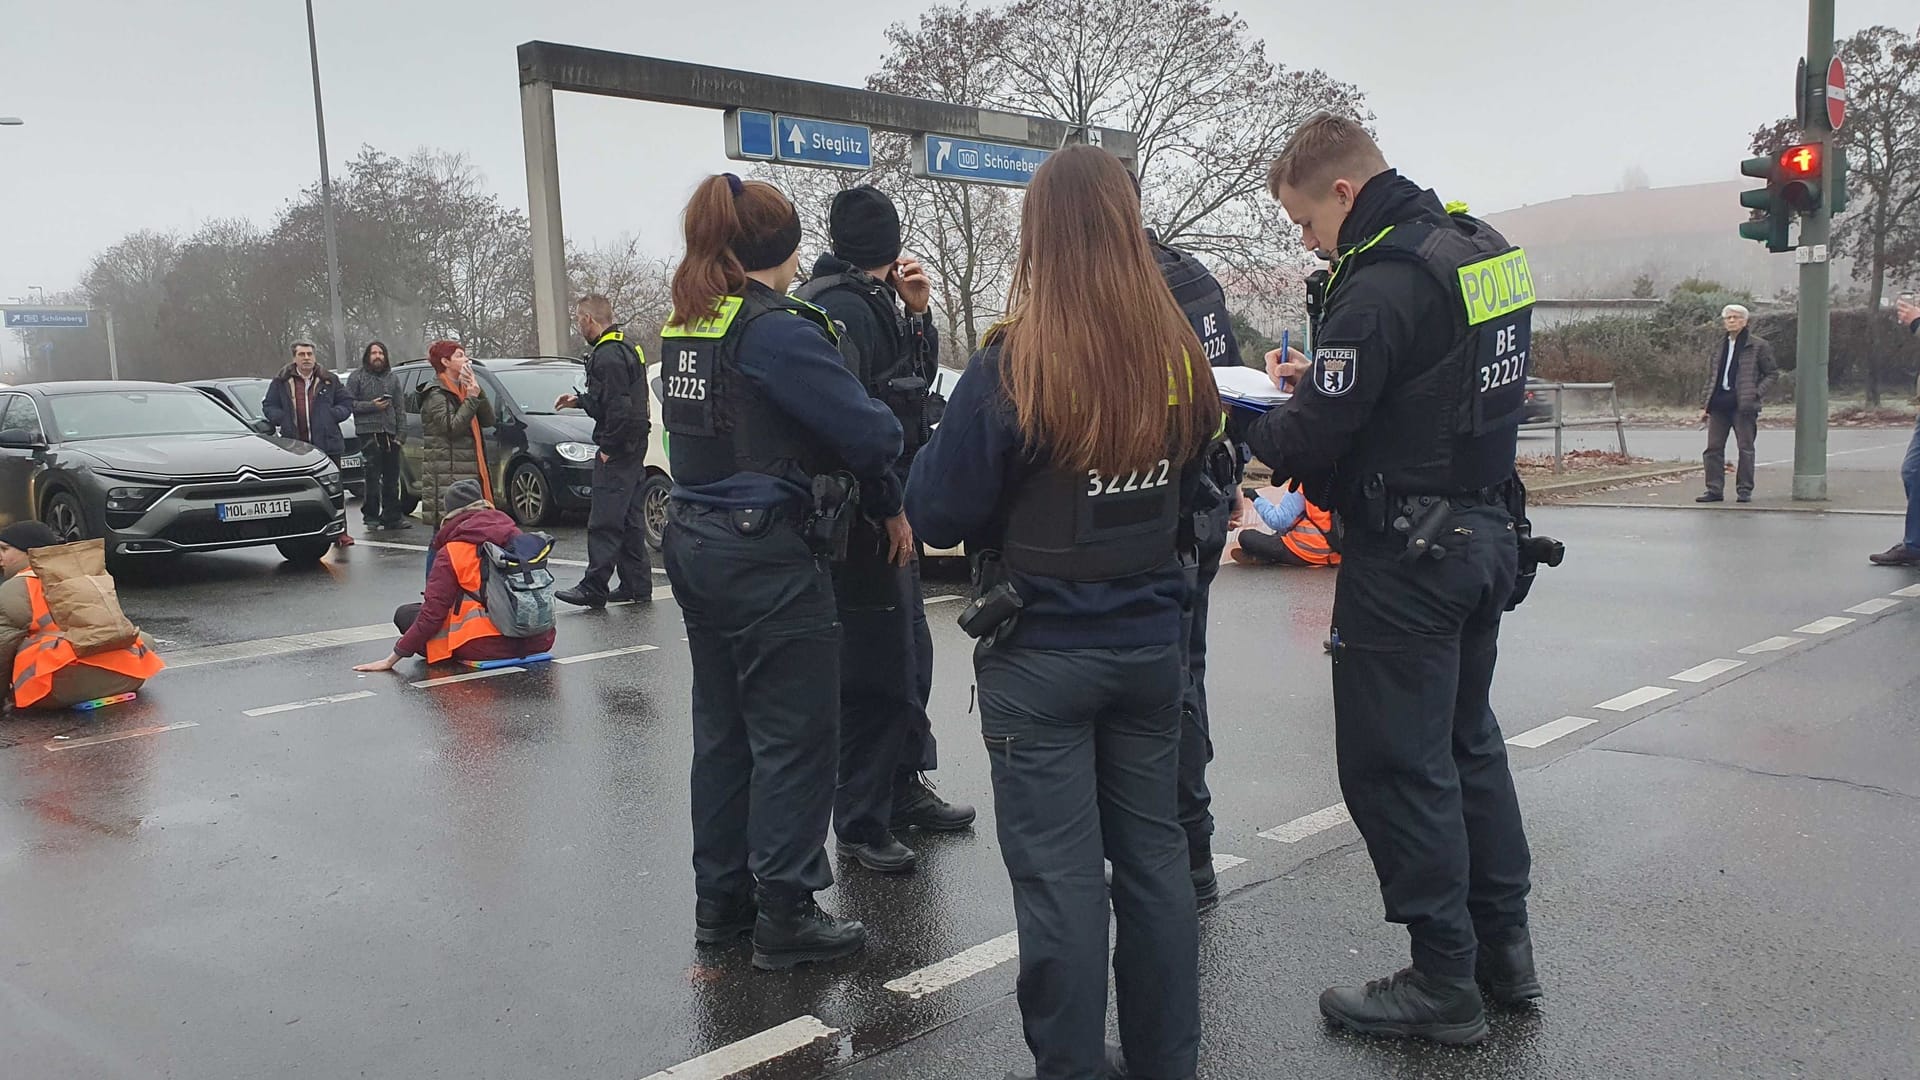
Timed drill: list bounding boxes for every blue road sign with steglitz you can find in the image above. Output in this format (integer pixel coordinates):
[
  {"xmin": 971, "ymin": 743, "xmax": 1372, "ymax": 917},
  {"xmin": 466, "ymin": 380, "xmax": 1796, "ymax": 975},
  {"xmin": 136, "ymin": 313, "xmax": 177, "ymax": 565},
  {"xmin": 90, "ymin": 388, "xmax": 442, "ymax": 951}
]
[
  {"xmin": 913, "ymin": 135, "xmax": 1050, "ymax": 187},
  {"xmin": 773, "ymin": 116, "xmax": 872, "ymax": 170},
  {"xmin": 3, "ymin": 308, "xmax": 89, "ymax": 329}
]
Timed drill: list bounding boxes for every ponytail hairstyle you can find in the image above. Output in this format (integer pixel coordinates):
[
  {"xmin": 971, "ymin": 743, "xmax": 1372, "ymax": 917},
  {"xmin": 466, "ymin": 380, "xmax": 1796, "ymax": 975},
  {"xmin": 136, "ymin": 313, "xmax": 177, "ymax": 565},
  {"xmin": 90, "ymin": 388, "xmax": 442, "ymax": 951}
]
[{"xmin": 669, "ymin": 174, "xmax": 803, "ymax": 325}]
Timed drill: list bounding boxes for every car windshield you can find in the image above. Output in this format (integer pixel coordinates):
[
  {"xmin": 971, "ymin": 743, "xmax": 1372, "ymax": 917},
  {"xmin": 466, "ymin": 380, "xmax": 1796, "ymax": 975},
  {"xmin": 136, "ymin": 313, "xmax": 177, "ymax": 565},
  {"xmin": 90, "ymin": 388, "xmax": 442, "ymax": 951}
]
[
  {"xmin": 225, "ymin": 382, "xmax": 268, "ymax": 418},
  {"xmin": 490, "ymin": 366, "xmax": 587, "ymax": 415},
  {"xmin": 49, "ymin": 390, "xmax": 252, "ymax": 441}
]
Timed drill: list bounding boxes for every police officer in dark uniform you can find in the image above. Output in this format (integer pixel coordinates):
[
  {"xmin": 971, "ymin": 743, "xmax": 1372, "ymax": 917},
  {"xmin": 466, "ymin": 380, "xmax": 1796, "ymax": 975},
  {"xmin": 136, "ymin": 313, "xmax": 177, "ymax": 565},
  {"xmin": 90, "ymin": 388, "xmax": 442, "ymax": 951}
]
[
  {"xmin": 796, "ymin": 186, "xmax": 976, "ymax": 875},
  {"xmin": 1148, "ymin": 229, "xmax": 1242, "ymax": 913},
  {"xmin": 909, "ymin": 145, "xmax": 1215, "ymax": 1080},
  {"xmin": 1246, "ymin": 114, "xmax": 1545, "ymax": 1044},
  {"xmin": 658, "ymin": 173, "xmax": 902, "ymax": 971},
  {"xmin": 556, "ymin": 293, "xmax": 651, "ymax": 607}
]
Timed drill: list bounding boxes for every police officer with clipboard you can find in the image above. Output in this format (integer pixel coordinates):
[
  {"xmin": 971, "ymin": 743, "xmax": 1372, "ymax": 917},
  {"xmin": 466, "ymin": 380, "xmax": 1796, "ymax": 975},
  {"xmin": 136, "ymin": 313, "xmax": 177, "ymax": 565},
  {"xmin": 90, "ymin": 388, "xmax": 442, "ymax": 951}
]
[{"xmin": 1246, "ymin": 114, "xmax": 1555, "ymax": 1044}]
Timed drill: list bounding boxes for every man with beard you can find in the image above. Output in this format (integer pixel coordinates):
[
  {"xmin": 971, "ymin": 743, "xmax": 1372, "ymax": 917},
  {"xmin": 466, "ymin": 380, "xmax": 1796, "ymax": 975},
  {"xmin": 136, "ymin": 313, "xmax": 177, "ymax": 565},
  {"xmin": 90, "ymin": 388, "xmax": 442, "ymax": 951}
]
[{"xmin": 348, "ymin": 341, "xmax": 410, "ymax": 532}]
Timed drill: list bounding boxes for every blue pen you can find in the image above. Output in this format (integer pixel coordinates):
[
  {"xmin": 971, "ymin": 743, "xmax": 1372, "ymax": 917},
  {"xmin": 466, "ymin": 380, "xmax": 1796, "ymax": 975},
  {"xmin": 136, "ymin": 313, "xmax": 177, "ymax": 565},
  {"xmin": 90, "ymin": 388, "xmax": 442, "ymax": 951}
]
[{"xmin": 1280, "ymin": 330, "xmax": 1290, "ymax": 391}]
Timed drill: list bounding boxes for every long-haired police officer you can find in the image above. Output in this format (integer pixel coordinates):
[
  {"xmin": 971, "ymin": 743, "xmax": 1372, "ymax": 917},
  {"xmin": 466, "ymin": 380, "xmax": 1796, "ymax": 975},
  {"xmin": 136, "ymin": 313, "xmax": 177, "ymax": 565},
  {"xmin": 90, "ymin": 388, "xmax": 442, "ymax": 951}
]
[
  {"xmin": 908, "ymin": 144, "xmax": 1220, "ymax": 1080},
  {"xmin": 1246, "ymin": 113, "xmax": 1546, "ymax": 1044}
]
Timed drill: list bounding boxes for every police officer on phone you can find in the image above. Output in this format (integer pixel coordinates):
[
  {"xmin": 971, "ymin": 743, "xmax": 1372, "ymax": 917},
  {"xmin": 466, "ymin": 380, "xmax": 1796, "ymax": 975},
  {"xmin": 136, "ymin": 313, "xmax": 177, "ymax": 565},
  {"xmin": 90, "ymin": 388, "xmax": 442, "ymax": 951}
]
[
  {"xmin": 1247, "ymin": 113, "xmax": 1554, "ymax": 1044},
  {"xmin": 798, "ymin": 187, "xmax": 975, "ymax": 877},
  {"xmin": 1147, "ymin": 226, "xmax": 1242, "ymax": 913}
]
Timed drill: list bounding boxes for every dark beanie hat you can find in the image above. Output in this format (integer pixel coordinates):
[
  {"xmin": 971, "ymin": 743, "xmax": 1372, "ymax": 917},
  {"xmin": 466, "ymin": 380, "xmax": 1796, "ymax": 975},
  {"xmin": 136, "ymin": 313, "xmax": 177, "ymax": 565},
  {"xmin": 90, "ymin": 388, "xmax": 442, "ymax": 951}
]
[
  {"xmin": 0, "ymin": 521, "xmax": 62, "ymax": 552},
  {"xmin": 444, "ymin": 479, "xmax": 485, "ymax": 509},
  {"xmin": 829, "ymin": 186, "xmax": 902, "ymax": 269}
]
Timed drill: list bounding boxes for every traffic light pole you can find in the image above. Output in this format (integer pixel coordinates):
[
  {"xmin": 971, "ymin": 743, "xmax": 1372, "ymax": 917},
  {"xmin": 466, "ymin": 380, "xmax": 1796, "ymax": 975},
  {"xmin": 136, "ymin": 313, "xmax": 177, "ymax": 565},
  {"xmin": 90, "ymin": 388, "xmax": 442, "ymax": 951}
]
[{"xmin": 1792, "ymin": 0, "xmax": 1835, "ymax": 502}]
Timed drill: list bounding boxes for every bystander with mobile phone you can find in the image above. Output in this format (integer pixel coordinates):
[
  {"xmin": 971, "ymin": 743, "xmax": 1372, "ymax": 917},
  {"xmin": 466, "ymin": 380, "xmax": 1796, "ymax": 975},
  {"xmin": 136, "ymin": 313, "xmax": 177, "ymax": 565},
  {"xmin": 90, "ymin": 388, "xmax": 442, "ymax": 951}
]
[{"xmin": 347, "ymin": 340, "xmax": 411, "ymax": 532}]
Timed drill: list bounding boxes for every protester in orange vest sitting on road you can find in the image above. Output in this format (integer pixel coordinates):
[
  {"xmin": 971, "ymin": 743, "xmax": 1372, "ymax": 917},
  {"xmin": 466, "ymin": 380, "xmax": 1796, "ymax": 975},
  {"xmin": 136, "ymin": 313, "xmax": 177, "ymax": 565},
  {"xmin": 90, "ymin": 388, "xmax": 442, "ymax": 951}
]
[
  {"xmin": 0, "ymin": 522, "xmax": 164, "ymax": 711},
  {"xmin": 353, "ymin": 480, "xmax": 557, "ymax": 672},
  {"xmin": 1229, "ymin": 485, "xmax": 1341, "ymax": 567}
]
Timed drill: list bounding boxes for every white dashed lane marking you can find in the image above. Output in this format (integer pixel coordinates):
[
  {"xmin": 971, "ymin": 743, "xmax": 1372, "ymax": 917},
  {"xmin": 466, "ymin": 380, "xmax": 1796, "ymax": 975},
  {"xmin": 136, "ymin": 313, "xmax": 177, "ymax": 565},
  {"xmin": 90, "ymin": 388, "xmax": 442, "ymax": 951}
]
[
  {"xmin": 410, "ymin": 667, "xmax": 526, "ymax": 689},
  {"xmin": 243, "ymin": 691, "xmax": 376, "ymax": 717},
  {"xmin": 1845, "ymin": 598, "xmax": 1901, "ymax": 615},
  {"xmin": 1211, "ymin": 853, "xmax": 1247, "ymax": 873},
  {"xmin": 1890, "ymin": 584, "xmax": 1920, "ymax": 598},
  {"xmin": 1507, "ymin": 715, "xmax": 1599, "ymax": 748},
  {"xmin": 1794, "ymin": 616, "xmax": 1855, "ymax": 635},
  {"xmin": 1594, "ymin": 686, "xmax": 1675, "ymax": 712},
  {"xmin": 1259, "ymin": 803, "xmax": 1352, "ymax": 844},
  {"xmin": 1671, "ymin": 658, "xmax": 1747, "ymax": 683},
  {"xmin": 637, "ymin": 1015, "xmax": 838, "ymax": 1080},
  {"xmin": 553, "ymin": 644, "xmax": 659, "ymax": 665},
  {"xmin": 45, "ymin": 722, "xmax": 198, "ymax": 751},
  {"xmin": 884, "ymin": 932, "xmax": 1020, "ymax": 999},
  {"xmin": 1739, "ymin": 636, "xmax": 1803, "ymax": 654}
]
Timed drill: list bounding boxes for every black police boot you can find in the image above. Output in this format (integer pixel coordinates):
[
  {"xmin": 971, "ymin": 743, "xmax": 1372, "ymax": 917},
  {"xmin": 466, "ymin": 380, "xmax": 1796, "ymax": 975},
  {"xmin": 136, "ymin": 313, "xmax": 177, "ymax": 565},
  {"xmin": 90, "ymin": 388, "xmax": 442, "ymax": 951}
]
[
  {"xmin": 836, "ymin": 834, "xmax": 919, "ymax": 874},
  {"xmin": 1695, "ymin": 492, "xmax": 1724, "ymax": 503},
  {"xmin": 892, "ymin": 772, "xmax": 976, "ymax": 832},
  {"xmin": 1476, "ymin": 928, "xmax": 1544, "ymax": 1006},
  {"xmin": 750, "ymin": 887, "xmax": 866, "ymax": 971},
  {"xmin": 1318, "ymin": 967, "xmax": 1488, "ymax": 1045},
  {"xmin": 606, "ymin": 585, "xmax": 652, "ymax": 604},
  {"xmin": 1190, "ymin": 846, "xmax": 1220, "ymax": 914},
  {"xmin": 555, "ymin": 585, "xmax": 607, "ymax": 609},
  {"xmin": 692, "ymin": 893, "xmax": 756, "ymax": 945}
]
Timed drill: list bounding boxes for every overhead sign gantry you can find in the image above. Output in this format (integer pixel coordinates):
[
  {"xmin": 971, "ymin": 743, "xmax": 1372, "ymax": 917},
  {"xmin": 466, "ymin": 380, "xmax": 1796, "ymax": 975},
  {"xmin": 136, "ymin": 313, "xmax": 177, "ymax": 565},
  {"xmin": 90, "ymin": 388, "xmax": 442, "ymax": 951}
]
[{"xmin": 516, "ymin": 41, "xmax": 1138, "ymax": 357}]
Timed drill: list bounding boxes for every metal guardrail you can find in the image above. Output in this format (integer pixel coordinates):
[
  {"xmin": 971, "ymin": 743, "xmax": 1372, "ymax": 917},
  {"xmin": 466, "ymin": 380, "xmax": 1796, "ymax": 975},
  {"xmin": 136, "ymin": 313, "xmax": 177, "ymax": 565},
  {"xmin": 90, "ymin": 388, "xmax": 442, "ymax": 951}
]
[{"xmin": 1521, "ymin": 382, "xmax": 1628, "ymax": 473}]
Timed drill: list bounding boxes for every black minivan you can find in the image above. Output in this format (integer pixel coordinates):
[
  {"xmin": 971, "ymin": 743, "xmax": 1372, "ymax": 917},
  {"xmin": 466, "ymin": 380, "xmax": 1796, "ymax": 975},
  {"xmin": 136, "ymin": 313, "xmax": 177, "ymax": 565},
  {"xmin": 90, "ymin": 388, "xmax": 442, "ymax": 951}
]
[{"xmin": 389, "ymin": 357, "xmax": 672, "ymax": 544}]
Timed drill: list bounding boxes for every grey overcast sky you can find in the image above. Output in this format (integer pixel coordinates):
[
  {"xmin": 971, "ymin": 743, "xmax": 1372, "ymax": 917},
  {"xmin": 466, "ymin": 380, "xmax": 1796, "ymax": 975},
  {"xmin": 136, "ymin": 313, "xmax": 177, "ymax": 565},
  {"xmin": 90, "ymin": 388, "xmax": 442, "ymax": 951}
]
[{"xmin": 2, "ymin": 0, "xmax": 1913, "ymax": 315}]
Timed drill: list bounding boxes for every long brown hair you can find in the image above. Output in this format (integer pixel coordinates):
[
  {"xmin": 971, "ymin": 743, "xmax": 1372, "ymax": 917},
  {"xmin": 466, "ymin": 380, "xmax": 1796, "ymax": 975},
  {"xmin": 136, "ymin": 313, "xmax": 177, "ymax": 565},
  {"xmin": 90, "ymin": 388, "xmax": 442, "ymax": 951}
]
[
  {"xmin": 1000, "ymin": 145, "xmax": 1221, "ymax": 475},
  {"xmin": 669, "ymin": 175, "xmax": 800, "ymax": 325}
]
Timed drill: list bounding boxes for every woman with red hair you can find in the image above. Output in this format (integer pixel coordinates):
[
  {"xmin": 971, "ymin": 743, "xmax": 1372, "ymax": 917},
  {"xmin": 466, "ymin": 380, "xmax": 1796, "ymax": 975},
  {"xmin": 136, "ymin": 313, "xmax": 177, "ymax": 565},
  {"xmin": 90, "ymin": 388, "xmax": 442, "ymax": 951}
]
[{"xmin": 414, "ymin": 341, "xmax": 496, "ymax": 528}]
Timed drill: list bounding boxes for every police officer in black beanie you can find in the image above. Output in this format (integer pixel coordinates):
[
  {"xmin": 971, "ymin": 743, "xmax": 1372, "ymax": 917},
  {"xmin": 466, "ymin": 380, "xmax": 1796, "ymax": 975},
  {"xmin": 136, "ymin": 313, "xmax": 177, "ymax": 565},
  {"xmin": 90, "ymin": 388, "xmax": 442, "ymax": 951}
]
[{"xmin": 798, "ymin": 186, "xmax": 976, "ymax": 876}]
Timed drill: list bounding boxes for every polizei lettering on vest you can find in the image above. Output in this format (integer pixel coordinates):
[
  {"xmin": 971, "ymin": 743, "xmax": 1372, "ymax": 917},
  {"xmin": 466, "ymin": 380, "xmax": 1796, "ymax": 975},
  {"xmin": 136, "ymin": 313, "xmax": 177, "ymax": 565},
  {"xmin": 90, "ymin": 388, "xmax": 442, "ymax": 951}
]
[
  {"xmin": 814, "ymin": 132, "xmax": 866, "ymax": 156},
  {"xmin": 1457, "ymin": 249, "xmax": 1537, "ymax": 327}
]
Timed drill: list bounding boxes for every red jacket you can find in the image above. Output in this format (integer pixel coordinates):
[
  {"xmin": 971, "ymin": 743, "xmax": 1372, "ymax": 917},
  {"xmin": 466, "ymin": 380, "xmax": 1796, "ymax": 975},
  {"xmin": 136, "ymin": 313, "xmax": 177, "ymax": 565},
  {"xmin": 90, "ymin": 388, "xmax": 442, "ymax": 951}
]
[{"xmin": 396, "ymin": 508, "xmax": 557, "ymax": 661}]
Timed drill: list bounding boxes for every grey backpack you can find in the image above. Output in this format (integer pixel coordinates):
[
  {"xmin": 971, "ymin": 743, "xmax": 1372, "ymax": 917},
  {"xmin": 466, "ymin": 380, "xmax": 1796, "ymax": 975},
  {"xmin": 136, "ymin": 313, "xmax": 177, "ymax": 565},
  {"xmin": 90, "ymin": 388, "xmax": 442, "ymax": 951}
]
[{"xmin": 473, "ymin": 532, "xmax": 556, "ymax": 638}]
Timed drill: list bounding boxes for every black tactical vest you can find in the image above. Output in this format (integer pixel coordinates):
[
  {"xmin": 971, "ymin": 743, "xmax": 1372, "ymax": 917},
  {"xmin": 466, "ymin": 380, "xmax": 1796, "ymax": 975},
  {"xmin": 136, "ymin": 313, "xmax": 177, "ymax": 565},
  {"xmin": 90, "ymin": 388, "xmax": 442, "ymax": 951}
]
[
  {"xmin": 986, "ymin": 344, "xmax": 1183, "ymax": 582},
  {"xmin": 1334, "ymin": 211, "xmax": 1535, "ymax": 496},
  {"xmin": 658, "ymin": 286, "xmax": 838, "ymax": 487},
  {"xmin": 1151, "ymin": 238, "xmax": 1239, "ymax": 368},
  {"xmin": 795, "ymin": 270, "xmax": 932, "ymax": 453}
]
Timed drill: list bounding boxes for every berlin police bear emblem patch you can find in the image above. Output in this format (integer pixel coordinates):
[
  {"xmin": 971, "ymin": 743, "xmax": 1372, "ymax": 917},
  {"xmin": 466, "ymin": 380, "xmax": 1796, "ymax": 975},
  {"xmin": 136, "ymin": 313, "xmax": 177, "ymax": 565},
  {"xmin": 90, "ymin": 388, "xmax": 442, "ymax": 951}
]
[{"xmin": 1315, "ymin": 346, "xmax": 1357, "ymax": 397}]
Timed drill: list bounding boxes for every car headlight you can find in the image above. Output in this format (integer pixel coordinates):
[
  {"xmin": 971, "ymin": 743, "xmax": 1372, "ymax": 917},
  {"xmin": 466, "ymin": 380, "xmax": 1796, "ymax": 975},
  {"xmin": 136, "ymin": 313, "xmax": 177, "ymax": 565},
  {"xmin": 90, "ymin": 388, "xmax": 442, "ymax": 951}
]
[
  {"xmin": 105, "ymin": 486, "xmax": 164, "ymax": 512},
  {"xmin": 556, "ymin": 441, "xmax": 598, "ymax": 463},
  {"xmin": 315, "ymin": 464, "xmax": 344, "ymax": 495}
]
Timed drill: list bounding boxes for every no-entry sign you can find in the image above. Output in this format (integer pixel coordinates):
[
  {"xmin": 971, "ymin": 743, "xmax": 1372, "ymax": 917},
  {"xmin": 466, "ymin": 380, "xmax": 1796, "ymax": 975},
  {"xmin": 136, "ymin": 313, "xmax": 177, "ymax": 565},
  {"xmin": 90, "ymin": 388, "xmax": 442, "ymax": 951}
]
[{"xmin": 1827, "ymin": 57, "xmax": 1846, "ymax": 131}]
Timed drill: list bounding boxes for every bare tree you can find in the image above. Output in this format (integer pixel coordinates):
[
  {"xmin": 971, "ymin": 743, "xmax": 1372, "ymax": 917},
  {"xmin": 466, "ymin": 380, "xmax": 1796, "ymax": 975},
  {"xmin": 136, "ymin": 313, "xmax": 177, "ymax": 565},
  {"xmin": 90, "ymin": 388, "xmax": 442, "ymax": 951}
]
[{"xmin": 1753, "ymin": 23, "xmax": 1920, "ymax": 401}]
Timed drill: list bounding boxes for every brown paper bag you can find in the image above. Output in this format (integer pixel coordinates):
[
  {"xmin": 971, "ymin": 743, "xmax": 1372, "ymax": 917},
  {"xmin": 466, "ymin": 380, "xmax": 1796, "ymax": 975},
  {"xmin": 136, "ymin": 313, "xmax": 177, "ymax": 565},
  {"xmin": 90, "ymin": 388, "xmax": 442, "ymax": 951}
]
[{"xmin": 29, "ymin": 539, "xmax": 140, "ymax": 655}]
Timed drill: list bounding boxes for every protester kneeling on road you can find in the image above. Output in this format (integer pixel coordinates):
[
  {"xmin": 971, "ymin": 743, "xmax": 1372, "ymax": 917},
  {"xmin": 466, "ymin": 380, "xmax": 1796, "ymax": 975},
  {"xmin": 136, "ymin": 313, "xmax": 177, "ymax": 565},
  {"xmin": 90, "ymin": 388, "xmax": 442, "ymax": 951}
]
[
  {"xmin": 0, "ymin": 522, "xmax": 164, "ymax": 711},
  {"xmin": 354, "ymin": 480, "xmax": 557, "ymax": 672}
]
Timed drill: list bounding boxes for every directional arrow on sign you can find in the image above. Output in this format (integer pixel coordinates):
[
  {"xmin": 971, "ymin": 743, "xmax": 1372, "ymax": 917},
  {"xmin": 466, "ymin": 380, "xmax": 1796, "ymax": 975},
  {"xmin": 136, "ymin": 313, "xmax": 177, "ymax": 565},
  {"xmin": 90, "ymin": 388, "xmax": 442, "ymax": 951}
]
[
  {"xmin": 788, "ymin": 124, "xmax": 806, "ymax": 154},
  {"xmin": 935, "ymin": 140, "xmax": 951, "ymax": 171}
]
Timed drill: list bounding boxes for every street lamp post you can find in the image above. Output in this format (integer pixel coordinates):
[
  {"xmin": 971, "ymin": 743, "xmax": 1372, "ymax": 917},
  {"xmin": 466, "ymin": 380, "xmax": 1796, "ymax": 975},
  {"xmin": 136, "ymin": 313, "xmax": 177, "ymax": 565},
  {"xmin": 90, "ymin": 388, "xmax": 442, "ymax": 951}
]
[{"xmin": 304, "ymin": 0, "xmax": 349, "ymax": 372}]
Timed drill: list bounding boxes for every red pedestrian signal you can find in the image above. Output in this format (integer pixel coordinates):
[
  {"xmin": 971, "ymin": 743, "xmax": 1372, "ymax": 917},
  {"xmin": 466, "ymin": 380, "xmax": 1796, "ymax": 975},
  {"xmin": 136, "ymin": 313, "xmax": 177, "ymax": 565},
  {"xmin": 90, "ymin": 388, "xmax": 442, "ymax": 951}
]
[
  {"xmin": 1777, "ymin": 142, "xmax": 1823, "ymax": 212},
  {"xmin": 1780, "ymin": 144, "xmax": 1820, "ymax": 177}
]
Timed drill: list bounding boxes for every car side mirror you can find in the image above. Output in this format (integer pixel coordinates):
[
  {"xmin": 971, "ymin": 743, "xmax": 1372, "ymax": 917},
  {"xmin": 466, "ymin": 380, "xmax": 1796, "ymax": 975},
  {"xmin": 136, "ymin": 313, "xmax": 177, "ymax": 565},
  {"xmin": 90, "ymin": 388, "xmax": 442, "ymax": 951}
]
[
  {"xmin": 0, "ymin": 429, "xmax": 46, "ymax": 450},
  {"xmin": 250, "ymin": 418, "xmax": 276, "ymax": 435}
]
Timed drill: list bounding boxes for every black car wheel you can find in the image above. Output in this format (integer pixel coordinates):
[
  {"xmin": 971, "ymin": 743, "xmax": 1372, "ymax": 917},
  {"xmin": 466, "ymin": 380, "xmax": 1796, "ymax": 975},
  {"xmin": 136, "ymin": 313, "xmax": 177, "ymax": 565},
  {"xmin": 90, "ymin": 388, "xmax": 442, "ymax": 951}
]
[
  {"xmin": 42, "ymin": 491, "xmax": 90, "ymax": 542},
  {"xmin": 643, "ymin": 472, "xmax": 672, "ymax": 550},
  {"xmin": 276, "ymin": 537, "xmax": 333, "ymax": 563},
  {"xmin": 508, "ymin": 460, "xmax": 554, "ymax": 526}
]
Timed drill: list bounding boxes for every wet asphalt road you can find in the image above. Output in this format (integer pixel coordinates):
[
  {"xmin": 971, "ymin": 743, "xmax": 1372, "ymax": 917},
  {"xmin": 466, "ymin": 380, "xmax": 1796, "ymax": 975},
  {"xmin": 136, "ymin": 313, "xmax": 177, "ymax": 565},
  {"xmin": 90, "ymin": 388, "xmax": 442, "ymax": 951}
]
[{"xmin": 3, "ymin": 499, "xmax": 1918, "ymax": 1079}]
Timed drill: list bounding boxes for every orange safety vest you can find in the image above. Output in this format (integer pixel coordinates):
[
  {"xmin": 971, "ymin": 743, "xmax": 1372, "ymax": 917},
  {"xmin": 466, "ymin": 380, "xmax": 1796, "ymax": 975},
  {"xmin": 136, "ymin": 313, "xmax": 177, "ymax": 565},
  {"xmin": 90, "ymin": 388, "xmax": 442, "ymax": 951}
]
[
  {"xmin": 1279, "ymin": 502, "xmax": 1340, "ymax": 567},
  {"xmin": 425, "ymin": 541, "xmax": 505, "ymax": 663},
  {"xmin": 10, "ymin": 572, "xmax": 165, "ymax": 708}
]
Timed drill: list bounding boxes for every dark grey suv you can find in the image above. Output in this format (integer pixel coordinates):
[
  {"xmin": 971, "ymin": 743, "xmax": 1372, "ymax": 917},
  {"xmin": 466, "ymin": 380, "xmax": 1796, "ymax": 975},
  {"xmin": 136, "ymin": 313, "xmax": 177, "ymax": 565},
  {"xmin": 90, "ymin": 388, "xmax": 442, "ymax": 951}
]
[{"xmin": 0, "ymin": 382, "xmax": 348, "ymax": 563}]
